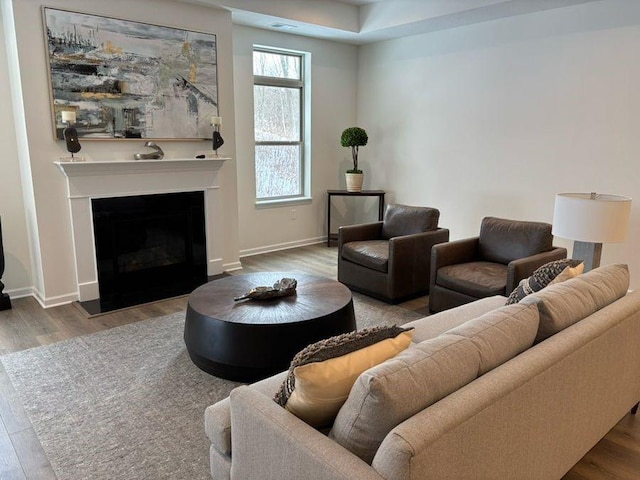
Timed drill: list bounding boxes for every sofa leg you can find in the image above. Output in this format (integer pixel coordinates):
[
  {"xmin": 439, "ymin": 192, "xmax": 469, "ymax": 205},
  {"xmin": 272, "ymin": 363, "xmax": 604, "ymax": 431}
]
[{"xmin": 632, "ymin": 402, "xmax": 639, "ymax": 415}]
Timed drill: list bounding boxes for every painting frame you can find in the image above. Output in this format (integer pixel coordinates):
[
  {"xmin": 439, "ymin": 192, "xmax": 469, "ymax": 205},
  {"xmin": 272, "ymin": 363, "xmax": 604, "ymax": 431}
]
[{"xmin": 43, "ymin": 7, "xmax": 218, "ymax": 141}]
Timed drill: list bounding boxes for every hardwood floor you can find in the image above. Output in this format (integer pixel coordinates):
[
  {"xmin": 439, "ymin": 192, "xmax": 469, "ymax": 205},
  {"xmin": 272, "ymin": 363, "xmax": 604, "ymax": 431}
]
[{"xmin": 0, "ymin": 244, "xmax": 637, "ymax": 479}]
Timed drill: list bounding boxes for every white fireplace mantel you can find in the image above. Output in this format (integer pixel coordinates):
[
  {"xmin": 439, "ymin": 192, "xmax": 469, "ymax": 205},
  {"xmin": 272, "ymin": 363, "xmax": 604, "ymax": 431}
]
[
  {"xmin": 55, "ymin": 157, "xmax": 229, "ymax": 177},
  {"xmin": 56, "ymin": 157, "xmax": 231, "ymax": 301}
]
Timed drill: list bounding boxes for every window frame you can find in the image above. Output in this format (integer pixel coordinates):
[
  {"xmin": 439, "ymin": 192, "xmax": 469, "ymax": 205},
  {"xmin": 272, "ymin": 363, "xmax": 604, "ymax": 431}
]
[{"xmin": 253, "ymin": 46, "xmax": 311, "ymax": 206}]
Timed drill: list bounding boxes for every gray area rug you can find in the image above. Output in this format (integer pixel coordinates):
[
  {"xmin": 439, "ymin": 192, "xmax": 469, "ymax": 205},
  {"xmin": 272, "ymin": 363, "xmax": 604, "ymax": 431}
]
[{"xmin": 0, "ymin": 294, "xmax": 423, "ymax": 480}]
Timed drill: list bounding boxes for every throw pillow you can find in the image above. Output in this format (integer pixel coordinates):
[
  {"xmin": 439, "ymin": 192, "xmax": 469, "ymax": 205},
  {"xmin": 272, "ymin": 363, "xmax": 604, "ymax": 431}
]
[
  {"xmin": 274, "ymin": 325, "xmax": 414, "ymax": 428},
  {"xmin": 506, "ymin": 259, "xmax": 583, "ymax": 305},
  {"xmin": 548, "ymin": 261, "xmax": 584, "ymax": 285}
]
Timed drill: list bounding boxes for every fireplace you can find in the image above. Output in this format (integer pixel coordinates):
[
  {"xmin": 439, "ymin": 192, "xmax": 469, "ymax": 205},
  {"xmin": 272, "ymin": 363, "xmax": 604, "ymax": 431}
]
[
  {"xmin": 55, "ymin": 157, "xmax": 230, "ymax": 311},
  {"xmin": 87, "ymin": 191, "xmax": 207, "ymax": 313}
]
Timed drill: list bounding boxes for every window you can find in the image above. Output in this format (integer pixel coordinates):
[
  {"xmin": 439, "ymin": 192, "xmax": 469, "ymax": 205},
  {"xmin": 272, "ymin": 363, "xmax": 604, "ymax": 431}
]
[{"xmin": 253, "ymin": 48, "xmax": 309, "ymax": 202}]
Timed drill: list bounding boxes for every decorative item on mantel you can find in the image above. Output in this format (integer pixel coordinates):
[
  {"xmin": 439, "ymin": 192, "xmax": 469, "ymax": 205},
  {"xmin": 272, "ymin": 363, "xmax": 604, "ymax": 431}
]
[
  {"xmin": 133, "ymin": 141, "xmax": 165, "ymax": 160},
  {"xmin": 0, "ymin": 217, "xmax": 11, "ymax": 311},
  {"xmin": 211, "ymin": 116, "xmax": 224, "ymax": 157},
  {"xmin": 60, "ymin": 110, "xmax": 84, "ymax": 162},
  {"xmin": 340, "ymin": 126, "xmax": 368, "ymax": 192}
]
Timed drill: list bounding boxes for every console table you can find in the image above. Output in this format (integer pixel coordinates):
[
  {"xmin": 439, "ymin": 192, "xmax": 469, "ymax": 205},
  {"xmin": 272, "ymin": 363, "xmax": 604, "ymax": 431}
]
[{"xmin": 326, "ymin": 189, "xmax": 385, "ymax": 247}]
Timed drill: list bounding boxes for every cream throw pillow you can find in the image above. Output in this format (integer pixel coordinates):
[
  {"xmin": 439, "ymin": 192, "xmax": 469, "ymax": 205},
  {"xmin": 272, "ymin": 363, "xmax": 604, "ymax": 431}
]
[
  {"xmin": 549, "ymin": 261, "xmax": 584, "ymax": 285},
  {"xmin": 283, "ymin": 329, "xmax": 414, "ymax": 427}
]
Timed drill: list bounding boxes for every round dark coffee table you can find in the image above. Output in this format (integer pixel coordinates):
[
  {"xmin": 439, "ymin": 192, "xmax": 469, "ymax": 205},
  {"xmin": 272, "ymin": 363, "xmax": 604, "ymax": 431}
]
[{"xmin": 184, "ymin": 272, "xmax": 356, "ymax": 382}]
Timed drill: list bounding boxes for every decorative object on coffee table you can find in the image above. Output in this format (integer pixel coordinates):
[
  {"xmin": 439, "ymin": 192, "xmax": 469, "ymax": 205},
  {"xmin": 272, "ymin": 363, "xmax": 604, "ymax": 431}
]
[
  {"xmin": 184, "ymin": 272, "xmax": 356, "ymax": 382},
  {"xmin": 0, "ymin": 217, "xmax": 11, "ymax": 310},
  {"xmin": 234, "ymin": 277, "xmax": 297, "ymax": 301},
  {"xmin": 340, "ymin": 126, "xmax": 368, "ymax": 192}
]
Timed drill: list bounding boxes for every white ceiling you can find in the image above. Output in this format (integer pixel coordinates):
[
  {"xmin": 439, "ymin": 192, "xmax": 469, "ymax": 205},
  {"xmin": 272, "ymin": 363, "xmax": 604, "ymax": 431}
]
[{"xmin": 177, "ymin": 0, "xmax": 601, "ymax": 45}]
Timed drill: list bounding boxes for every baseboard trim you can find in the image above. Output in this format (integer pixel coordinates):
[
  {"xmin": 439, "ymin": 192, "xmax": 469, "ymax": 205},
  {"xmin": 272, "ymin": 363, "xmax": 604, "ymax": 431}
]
[
  {"xmin": 240, "ymin": 237, "xmax": 325, "ymax": 258},
  {"xmin": 39, "ymin": 292, "xmax": 79, "ymax": 308},
  {"xmin": 4, "ymin": 286, "xmax": 34, "ymax": 299},
  {"xmin": 223, "ymin": 261, "xmax": 242, "ymax": 272}
]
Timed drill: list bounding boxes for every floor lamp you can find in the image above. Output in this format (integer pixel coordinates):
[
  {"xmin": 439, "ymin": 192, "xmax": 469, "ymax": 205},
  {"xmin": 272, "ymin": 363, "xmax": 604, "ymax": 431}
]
[{"xmin": 552, "ymin": 193, "xmax": 632, "ymax": 272}]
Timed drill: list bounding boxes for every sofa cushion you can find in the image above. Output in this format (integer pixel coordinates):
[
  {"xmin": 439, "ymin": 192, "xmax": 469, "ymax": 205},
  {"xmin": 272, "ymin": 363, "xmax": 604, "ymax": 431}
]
[
  {"xmin": 342, "ymin": 240, "xmax": 389, "ymax": 272},
  {"xmin": 274, "ymin": 326, "xmax": 414, "ymax": 428},
  {"xmin": 381, "ymin": 204, "xmax": 439, "ymax": 239},
  {"xmin": 437, "ymin": 261, "xmax": 507, "ymax": 297},
  {"xmin": 329, "ymin": 335, "xmax": 480, "ymax": 464},
  {"xmin": 445, "ymin": 303, "xmax": 539, "ymax": 375},
  {"xmin": 506, "ymin": 259, "xmax": 584, "ymax": 305},
  {"xmin": 478, "ymin": 217, "xmax": 553, "ymax": 264},
  {"xmin": 520, "ymin": 264, "xmax": 629, "ymax": 343},
  {"xmin": 406, "ymin": 295, "xmax": 508, "ymax": 343}
]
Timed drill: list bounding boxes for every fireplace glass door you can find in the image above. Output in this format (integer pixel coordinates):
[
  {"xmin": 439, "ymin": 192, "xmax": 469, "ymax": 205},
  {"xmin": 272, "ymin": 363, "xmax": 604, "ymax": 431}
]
[{"xmin": 91, "ymin": 191, "xmax": 207, "ymax": 312}]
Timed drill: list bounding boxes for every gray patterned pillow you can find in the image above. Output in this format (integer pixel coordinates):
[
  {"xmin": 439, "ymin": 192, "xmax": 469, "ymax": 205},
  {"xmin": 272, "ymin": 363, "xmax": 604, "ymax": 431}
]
[{"xmin": 506, "ymin": 259, "xmax": 583, "ymax": 305}]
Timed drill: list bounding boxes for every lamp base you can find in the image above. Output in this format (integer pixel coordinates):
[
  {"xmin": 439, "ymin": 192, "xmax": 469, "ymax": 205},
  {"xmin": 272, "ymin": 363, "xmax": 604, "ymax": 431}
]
[{"xmin": 572, "ymin": 241, "xmax": 602, "ymax": 272}]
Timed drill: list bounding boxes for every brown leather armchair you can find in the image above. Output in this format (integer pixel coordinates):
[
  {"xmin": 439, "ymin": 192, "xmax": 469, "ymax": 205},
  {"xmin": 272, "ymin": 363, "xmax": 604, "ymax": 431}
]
[
  {"xmin": 338, "ymin": 204, "xmax": 450, "ymax": 303},
  {"xmin": 429, "ymin": 216, "xmax": 567, "ymax": 313}
]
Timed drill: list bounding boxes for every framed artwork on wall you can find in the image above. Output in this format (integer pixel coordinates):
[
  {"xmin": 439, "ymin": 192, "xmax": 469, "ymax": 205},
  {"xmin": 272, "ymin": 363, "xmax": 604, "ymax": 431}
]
[{"xmin": 43, "ymin": 7, "xmax": 218, "ymax": 140}]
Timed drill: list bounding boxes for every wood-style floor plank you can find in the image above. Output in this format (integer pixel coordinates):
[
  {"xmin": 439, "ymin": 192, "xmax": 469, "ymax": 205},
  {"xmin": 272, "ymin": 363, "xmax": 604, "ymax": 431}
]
[
  {"xmin": 9, "ymin": 427, "xmax": 57, "ymax": 480},
  {"xmin": 0, "ymin": 417, "xmax": 26, "ymax": 480},
  {"xmin": 0, "ymin": 244, "xmax": 637, "ymax": 479},
  {"xmin": 0, "ymin": 364, "xmax": 32, "ymax": 435}
]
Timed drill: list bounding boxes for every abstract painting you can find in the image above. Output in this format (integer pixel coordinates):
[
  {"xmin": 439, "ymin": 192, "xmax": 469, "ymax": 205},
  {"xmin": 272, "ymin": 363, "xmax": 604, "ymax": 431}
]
[{"xmin": 43, "ymin": 8, "xmax": 218, "ymax": 140}]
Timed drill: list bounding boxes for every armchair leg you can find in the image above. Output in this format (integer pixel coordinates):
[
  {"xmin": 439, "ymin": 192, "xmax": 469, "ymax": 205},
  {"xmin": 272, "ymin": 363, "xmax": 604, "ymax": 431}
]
[{"xmin": 632, "ymin": 402, "xmax": 639, "ymax": 415}]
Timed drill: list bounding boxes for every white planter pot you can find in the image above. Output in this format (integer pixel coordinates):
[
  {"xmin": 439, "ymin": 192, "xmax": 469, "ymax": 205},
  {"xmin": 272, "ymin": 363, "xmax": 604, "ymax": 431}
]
[{"xmin": 345, "ymin": 172, "xmax": 364, "ymax": 192}]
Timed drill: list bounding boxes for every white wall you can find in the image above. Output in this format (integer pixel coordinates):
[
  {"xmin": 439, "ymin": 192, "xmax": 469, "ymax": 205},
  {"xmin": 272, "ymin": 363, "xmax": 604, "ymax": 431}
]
[
  {"xmin": 358, "ymin": 0, "xmax": 640, "ymax": 289},
  {"xmin": 7, "ymin": 0, "xmax": 239, "ymax": 305},
  {"xmin": 0, "ymin": 3, "xmax": 32, "ymax": 296},
  {"xmin": 232, "ymin": 25, "xmax": 360, "ymax": 255}
]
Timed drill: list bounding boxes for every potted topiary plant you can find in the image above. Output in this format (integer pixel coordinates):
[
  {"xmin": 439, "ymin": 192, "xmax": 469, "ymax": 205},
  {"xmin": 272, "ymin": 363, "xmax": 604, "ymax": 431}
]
[{"xmin": 340, "ymin": 126, "xmax": 368, "ymax": 192}]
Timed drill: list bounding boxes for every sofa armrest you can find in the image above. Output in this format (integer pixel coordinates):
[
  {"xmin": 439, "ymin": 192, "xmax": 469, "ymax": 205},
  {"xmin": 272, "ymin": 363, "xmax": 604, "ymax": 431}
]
[
  {"xmin": 229, "ymin": 386, "xmax": 384, "ymax": 480},
  {"xmin": 506, "ymin": 247, "xmax": 568, "ymax": 294}
]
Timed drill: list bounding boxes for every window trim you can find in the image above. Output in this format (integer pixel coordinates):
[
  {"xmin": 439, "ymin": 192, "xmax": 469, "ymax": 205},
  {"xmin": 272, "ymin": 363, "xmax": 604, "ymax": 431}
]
[{"xmin": 253, "ymin": 46, "xmax": 311, "ymax": 205}]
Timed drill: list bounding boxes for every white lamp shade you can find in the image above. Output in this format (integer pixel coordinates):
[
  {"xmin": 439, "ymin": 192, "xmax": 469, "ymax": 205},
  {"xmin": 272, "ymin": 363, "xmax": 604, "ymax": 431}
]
[{"xmin": 552, "ymin": 193, "xmax": 632, "ymax": 243}]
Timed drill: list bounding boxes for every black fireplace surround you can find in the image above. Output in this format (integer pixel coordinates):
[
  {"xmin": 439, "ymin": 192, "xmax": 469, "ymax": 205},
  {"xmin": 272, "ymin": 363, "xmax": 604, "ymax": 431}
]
[{"xmin": 84, "ymin": 191, "xmax": 207, "ymax": 314}]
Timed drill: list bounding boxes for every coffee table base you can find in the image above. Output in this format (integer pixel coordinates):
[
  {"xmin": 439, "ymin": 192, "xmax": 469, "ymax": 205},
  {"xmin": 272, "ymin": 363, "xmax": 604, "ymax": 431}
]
[{"xmin": 186, "ymin": 349, "xmax": 274, "ymax": 383}]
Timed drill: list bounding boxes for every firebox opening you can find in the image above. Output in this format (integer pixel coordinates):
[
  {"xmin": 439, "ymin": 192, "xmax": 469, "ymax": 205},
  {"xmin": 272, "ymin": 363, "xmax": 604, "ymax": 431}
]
[{"xmin": 83, "ymin": 191, "xmax": 207, "ymax": 314}]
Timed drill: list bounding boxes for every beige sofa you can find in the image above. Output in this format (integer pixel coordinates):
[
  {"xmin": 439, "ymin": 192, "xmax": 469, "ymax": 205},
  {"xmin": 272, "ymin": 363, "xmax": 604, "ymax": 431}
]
[{"xmin": 205, "ymin": 264, "xmax": 640, "ymax": 479}]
